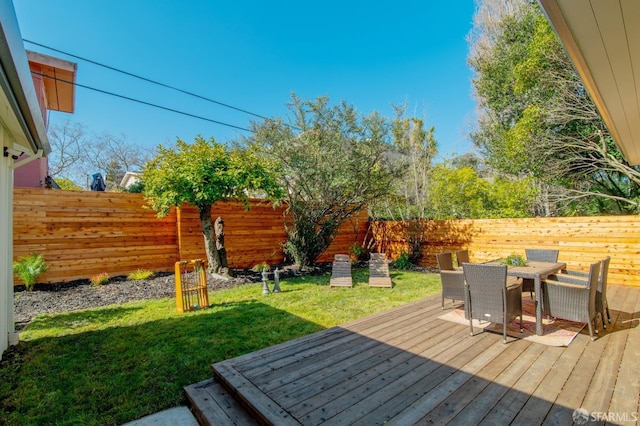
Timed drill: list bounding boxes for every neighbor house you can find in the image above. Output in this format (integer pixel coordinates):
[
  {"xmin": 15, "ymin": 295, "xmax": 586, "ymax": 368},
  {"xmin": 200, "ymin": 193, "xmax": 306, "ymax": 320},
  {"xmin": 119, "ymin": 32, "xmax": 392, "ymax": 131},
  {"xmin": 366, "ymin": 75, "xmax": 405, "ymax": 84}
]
[
  {"xmin": 12, "ymin": 50, "xmax": 76, "ymax": 188},
  {"xmin": 120, "ymin": 171, "xmax": 141, "ymax": 189}
]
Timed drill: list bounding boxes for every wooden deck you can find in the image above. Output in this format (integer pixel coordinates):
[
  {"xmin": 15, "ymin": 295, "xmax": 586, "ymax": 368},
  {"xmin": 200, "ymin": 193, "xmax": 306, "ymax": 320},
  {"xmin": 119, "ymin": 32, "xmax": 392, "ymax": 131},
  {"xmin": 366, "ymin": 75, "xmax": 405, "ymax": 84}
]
[{"xmin": 186, "ymin": 285, "xmax": 640, "ymax": 425}]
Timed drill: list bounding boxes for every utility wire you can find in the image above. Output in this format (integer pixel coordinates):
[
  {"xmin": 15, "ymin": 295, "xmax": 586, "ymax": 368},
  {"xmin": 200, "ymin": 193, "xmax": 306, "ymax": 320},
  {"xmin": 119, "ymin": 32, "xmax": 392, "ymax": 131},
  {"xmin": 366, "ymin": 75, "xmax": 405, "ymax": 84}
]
[
  {"xmin": 31, "ymin": 71, "xmax": 254, "ymax": 133},
  {"xmin": 24, "ymin": 39, "xmax": 270, "ymax": 121}
]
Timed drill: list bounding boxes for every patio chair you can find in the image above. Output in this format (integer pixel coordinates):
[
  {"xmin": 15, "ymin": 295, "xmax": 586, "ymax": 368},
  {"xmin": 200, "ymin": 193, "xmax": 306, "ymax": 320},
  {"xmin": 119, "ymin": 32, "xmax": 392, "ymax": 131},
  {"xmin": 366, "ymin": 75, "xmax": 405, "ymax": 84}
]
[
  {"xmin": 597, "ymin": 257, "xmax": 612, "ymax": 328},
  {"xmin": 330, "ymin": 254, "xmax": 352, "ymax": 287},
  {"xmin": 368, "ymin": 253, "xmax": 392, "ymax": 287},
  {"xmin": 436, "ymin": 252, "xmax": 455, "ymax": 271},
  {"xmin": 437, "ymin": 252, "xmax": 465, "ymax": 310},
  {"xmin": 543, "ymin": 261, "xmax": 600, "ymax": 341},
  {"xmin": 455, "ymin": 249, "xmax": 469, "ymax": 267},
  {"xmin": 562, "ymin": 257, "xmax": 611, "ymax": 329},
  {"xmin": 523, "ymin": 249, "xmax": 560, "ymax": 297},
  {"xmin": 462, "ymin": 263, "xmax": 523, "ymax": 343}
]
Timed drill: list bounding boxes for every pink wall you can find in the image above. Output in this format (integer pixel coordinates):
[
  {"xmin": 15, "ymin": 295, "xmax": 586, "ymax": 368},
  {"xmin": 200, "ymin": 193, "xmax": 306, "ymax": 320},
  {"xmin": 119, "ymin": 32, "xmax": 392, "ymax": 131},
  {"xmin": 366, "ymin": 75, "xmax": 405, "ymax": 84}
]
[
  {"xmin": 13, "ymin": 62, "xmax": 49, "ymax": 188},
  {"xmin": 13, "ymin": 157, "xmax": 48, "ymax": 187}
]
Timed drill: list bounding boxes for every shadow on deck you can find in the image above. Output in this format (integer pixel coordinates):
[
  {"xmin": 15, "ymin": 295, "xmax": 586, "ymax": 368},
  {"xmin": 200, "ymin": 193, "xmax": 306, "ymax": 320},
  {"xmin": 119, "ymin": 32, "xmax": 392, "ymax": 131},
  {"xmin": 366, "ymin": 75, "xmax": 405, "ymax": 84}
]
[{"xmin": 185, "ymin": 285, "xmax": 640, "ymax": 425}]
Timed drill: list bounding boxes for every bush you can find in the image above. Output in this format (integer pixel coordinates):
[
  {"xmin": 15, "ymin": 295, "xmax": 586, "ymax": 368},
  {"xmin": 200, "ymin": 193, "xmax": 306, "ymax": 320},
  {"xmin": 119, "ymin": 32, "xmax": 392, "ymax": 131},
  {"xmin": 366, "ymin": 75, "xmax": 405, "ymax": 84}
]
[
  {"xmin": 13, "ymin": 253, "xmax": 48, "ymax": 291},
  {"xmin": 392, "ymin": 252, "xmax": 413, "ymax": 270},
  {"xmin": 252, "ymin": 262, "xmax": 270, "ymax": 273},
  {"xmin": 90, "ymin": 272, "xmax": 110, "ymax": 286},
  {"xmin": 127, "ymin": 269, "xmax": 154, "ymax": 280},
  {"xmin": 349, "ymin": 243, "xmax": 365, "ymax": 264}
]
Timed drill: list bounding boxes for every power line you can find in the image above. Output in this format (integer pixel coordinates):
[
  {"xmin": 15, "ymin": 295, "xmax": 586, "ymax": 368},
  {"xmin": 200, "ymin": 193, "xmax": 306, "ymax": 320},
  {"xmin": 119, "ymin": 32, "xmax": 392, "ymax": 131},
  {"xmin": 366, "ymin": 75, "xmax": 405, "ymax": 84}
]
[
  {"xmin": 23, "ymin": 39, "xmax": 270, "ymax": 121},
  {"xmin": 31, "ymin": 71, "xmax": 254, "ymax": 133}
]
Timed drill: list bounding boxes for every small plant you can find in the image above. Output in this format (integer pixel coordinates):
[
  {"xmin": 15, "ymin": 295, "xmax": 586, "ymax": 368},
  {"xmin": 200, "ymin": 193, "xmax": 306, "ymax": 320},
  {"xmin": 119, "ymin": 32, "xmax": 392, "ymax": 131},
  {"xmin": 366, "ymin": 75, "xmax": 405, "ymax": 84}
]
[
  {"xmin": 349, "ymin": 243, "xmax": 365, "ymax": 264},
  {"xmin": 252, "ymin": 262, "xmax": 270, "ymax": 273},
  {"xmin": 392, "ymin": 252, "xmax": 413, "ymax": 270},
  {"xmin": 13, "ymin": 253, "xmax": 48, "ymax": 291},
  {"xmin": 127, "ymin": 269, "xmax": 154, "ymax": 281},
  {"xmin": 90, "ymin": 272, "xmax": 110, "ymax": 286},
  {"xmin": 503, "ymin": 254, "xmax": 528, "ymax": 267}
]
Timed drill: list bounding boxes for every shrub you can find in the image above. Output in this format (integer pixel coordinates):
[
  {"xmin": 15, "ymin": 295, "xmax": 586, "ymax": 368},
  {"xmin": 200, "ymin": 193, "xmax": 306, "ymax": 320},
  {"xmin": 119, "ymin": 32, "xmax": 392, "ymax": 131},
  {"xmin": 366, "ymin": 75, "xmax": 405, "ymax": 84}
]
[
  {"xmin": 90, "ymin": 272, "xmax": 110, "ymax": 286},
  {"xmin": 349, "ymin": 243, "xmax": 365, "ymax": 264},
  {"xmin": 127, "ymin": 269, "xmax": 154, "ymax": 280},
  {"xmin": 392, "ymin": 252, "xmax": 413, "ymax": 270},
  {"xmin": 13, "ymin": 253, "xmax": 48, "ymax": 291},
  {"xmin": 252, "ymin": 262, "xmax": 270, "ymax": 273}
]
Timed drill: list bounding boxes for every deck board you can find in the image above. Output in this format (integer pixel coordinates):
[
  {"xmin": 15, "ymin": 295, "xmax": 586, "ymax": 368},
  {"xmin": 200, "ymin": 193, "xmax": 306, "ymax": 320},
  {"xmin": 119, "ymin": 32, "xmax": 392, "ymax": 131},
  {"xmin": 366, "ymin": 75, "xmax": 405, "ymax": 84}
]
[{"xmin": 190, "ymin": 285, "xmax": 640, "ymax": 425}]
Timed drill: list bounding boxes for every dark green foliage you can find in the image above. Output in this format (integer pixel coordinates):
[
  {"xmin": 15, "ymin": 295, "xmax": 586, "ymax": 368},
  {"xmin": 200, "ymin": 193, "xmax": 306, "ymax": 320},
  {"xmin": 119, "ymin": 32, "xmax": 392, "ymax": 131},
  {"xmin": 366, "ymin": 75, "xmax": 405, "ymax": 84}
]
[{"xmin": 250, "ymin": 95, "xmax": 404, "ymax": 266}]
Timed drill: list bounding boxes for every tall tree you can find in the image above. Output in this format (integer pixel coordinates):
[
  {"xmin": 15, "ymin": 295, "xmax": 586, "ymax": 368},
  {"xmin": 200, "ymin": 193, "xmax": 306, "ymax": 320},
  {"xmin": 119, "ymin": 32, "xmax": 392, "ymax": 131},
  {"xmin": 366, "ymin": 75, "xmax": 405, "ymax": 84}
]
[
  {"xmin": 142, "ymin": 136, "xmax": 283, "ymax": 275},
  {"xmin": 468, "ymin": 0, "xmax": 640, "ymax": 215},
  {"xmin": 371, "ymin": 106, "xmax": 437, "ymax": 221},
  {"xmin": 46, "ymin": 121, "xmax": 152, "ymax": 190},
  {"xmin": 85, "ymin": 133, "xmax": 150, "ymax": 190},
  {"xmin": 46, "ymin": 120, "xmax": 87, "ymax": 185},
  {"xmin": 249, "ymin": 95, "xmax": 404, "ymax": 267}
]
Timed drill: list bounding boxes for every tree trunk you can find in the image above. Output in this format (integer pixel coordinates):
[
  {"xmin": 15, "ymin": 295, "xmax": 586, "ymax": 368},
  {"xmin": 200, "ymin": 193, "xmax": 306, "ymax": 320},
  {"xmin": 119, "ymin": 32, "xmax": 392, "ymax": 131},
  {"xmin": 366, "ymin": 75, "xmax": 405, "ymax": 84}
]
[{"xmin": 198, "ymin": 205, "xmax": 225, "ymax": 275}]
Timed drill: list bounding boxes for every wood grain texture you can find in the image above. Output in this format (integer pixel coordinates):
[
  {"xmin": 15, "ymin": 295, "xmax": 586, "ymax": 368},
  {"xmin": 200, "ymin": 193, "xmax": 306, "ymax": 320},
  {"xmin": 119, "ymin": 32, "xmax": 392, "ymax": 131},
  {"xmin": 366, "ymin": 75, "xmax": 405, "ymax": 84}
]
[
  {"xmin": 371, "ymin": 217, "xmax": 640, "ymax": 288},
  {"xmin": 13, "ymin": 188, "xmax": 367, "ymax": 284}
]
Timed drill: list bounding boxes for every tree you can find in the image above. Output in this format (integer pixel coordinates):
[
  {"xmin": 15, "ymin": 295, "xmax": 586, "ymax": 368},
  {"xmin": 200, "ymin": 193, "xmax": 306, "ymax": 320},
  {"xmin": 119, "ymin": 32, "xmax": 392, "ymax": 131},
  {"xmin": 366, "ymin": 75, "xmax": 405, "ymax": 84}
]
[
  {"xmin": 46, "ymin": 121, "xmax": 152, "ymax": 190},
  {"xmin": 427, "ymin": 162, "xmax": 536, "ymax": 219},
  {"xmin": 55, "ymin": 177, "xmax": 83, "ymax": 191},
  {"xmin": 84, "ymin": 133, "xmax": 150, "ymax": 190},
  {"xmin": 249, "ymin": 95, "xmax": 404, "ymax": 267},
  {"xmin": 142, "ymin": 136, "xmax": 283, "ymax": 275},
  {"xmin": 468, "ymin": 0, "xmax": 640, "ymax": 215},
  {"xmin": 46, "ymin": 120, "xmax": 88, "ymax": 185},
  {"xmin": 370, "ymin": 106, "xmax": 438, "ymax": 220}
]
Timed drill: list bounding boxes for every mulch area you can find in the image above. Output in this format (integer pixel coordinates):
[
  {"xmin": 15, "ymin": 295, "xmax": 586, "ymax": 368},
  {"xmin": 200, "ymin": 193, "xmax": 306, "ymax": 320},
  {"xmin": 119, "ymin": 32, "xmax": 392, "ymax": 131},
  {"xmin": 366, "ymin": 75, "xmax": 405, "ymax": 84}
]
[
  {"xmin": 12, "ymin": 263, "xmax": 333, "ymax": 331},
  {"xmin": 12, "ymin": 262, "xmax": 435, "ymax": 332}
]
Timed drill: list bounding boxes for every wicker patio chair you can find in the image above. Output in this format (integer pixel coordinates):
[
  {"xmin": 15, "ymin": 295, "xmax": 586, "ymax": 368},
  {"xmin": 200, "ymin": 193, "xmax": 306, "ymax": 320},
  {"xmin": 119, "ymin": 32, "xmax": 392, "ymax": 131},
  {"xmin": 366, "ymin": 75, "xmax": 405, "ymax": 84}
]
[
  {"xmin": 329, "ymin": 254, "xmax": 352, "ymax": 287},
  {"xmin": 436, "ymin": 252, "xmax": 455, "ymax": 271},
  {"xmin": 561, "ymin": 257, "xmax": 611, "ymax": 329},
  {"xmin": 369, "ymin": 253, "xmax": 392, "ymax": 288},
  {"xmin": 523, "ymin": 249, "xmax": 560, "ymax": 297},
  {"xmin": 462, "ymin": 263, "xmax": 523, "ymax": 343},
  {"xmin": 543, "ymin": 261, "xmax": 600, "ymax": 341},
  {"xmin": 437, "ymin": 252, "xmax": 465, "ymax": 310},
  {"xmin": 455, "ymin": 249, "xmax": 469, "ymax": 267},
  {"xmin": 596, "ymin": 257, "xmax": 612, "ymax": 328}
]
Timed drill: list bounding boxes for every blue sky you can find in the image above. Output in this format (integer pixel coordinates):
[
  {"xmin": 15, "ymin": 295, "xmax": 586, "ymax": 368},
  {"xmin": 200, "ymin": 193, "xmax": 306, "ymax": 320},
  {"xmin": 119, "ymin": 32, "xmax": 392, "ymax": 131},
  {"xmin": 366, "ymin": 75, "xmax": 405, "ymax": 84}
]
[{"xmin": 14, "ymin": 0, "xmax": 478, "ymax": 159}]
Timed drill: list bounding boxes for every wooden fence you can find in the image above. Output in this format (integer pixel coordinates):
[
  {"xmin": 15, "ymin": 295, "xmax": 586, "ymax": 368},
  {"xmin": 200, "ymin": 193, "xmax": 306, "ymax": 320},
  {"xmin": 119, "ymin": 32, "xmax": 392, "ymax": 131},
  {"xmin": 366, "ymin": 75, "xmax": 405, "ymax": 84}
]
[
  {"xmin": 14, "ymin": 188, "xmax": 639, "ymax": 287},
  {"xmin": 13, "ymin": 188, "xmax": 368, "ymax": 284},
  {"xmin": 370, "ymin": 216, "xmax": 640, "ymax": 288}
]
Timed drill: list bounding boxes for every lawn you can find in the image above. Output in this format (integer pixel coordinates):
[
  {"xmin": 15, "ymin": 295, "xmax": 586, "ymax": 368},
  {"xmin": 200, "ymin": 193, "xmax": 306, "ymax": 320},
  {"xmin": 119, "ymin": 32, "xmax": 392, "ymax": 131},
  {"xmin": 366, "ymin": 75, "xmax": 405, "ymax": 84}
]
[{"xmin": 0, "ymin": 268, "xmax": 440, "ymax": 425}]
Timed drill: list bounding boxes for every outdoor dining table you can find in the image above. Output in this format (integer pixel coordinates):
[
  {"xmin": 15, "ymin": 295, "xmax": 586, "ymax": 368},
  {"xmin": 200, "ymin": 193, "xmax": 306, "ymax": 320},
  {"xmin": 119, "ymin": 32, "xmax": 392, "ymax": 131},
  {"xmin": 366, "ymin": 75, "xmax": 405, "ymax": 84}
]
[{"xmin": 494, "ymin": 260, "xmax": 567, "ymax": 335}]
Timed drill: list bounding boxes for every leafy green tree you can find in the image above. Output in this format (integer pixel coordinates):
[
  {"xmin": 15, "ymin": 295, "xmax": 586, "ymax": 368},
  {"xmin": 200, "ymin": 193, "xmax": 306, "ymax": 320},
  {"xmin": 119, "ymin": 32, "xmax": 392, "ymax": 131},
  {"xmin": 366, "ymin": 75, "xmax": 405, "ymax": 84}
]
[
  {"xmin": 427, "ymin": 162, "xmax": 536, "ymax": 219},
  {"xmin": 468, "ymin": 0, "xmax": 640, "ymax": 215},
  {"xmin": 54, "ymin": 177, "xmax": 83, "ymax": 191},
  {"xmin": 249, "ymin": 95, "xmax": 404, "ymax": 267},
  {"xmin": 371, "ymin": 106, "xmax": 437, "ymax": 220},
  {"xmin": 142, "ymin": 136, "xmax": 283, "ymax": 275}
]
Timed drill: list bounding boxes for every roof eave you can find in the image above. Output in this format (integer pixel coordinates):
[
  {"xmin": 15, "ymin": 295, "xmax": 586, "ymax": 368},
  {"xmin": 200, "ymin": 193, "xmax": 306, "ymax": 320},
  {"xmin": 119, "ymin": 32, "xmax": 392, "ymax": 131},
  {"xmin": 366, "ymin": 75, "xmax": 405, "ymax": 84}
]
[{"xmin": 0, "ymin": 1, "xmax": 50, "ymax": 155}]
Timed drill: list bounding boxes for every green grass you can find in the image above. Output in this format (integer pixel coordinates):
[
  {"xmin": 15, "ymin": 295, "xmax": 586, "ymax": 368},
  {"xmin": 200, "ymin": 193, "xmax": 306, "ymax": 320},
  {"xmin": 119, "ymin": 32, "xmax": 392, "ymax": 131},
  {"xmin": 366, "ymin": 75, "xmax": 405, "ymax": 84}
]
[{"xmin": 0, "ymin": 268, "xmax": 440, "ymax": 425}]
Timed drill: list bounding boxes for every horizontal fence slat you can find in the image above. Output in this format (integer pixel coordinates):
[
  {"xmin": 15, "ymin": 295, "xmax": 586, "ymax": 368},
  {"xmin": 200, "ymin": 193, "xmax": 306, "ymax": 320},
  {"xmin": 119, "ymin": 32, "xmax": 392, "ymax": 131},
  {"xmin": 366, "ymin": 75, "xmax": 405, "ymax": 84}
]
[
  {"xmin": 370, "ymin": 218, "xmax": 640, "ymax": 288},
  {"xmin": 13, "ymin": 188, "xmax": 366, "ymax": 284}
]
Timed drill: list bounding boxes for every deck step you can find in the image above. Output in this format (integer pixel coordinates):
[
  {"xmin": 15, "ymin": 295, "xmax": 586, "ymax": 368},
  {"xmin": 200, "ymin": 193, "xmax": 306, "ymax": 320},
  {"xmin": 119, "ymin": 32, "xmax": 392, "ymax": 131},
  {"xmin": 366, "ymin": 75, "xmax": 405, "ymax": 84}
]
[{"xmin": 184, "ymin": 378, "xmax": 260, "ymax": 426}]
